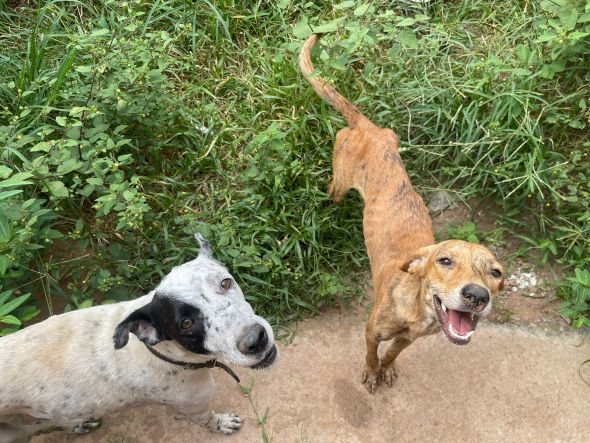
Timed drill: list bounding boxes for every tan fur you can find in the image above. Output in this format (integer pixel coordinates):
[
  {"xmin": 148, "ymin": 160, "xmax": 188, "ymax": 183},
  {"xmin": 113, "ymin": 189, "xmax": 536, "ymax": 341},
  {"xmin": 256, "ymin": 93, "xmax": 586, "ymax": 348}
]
[{"xmin": 299, "ymin": 34, "xmax": 504, "ymax": 393}]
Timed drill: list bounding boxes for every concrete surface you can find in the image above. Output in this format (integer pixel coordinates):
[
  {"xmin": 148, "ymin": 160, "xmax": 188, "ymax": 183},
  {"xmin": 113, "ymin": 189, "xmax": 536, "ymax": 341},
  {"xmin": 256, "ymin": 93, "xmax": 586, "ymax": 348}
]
[{"xmin": 34, "ymin": 310, "xmax": 590, "ymax": 443}]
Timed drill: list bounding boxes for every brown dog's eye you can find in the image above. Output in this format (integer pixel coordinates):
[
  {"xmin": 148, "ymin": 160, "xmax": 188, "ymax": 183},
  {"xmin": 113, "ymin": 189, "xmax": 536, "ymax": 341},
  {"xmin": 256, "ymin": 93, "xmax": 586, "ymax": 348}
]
[
  {"xmin": 180, "ymin": 319, "xmax": 193, "ymax": 329},
  {"xmin": 220, "ymin": 278, "xmax": 233, "ymax": 290},
  {"xmin": 437, "ymin": 257, "xmax": 452, "ymax": 267},
  {"xmin": 490, "ymin": 269, "xmax": 502, "ymax": 278}
]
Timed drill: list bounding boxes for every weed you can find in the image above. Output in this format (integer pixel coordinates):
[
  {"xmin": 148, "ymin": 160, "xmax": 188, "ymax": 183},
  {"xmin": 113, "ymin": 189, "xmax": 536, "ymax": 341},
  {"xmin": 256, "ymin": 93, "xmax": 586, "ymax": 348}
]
[
  {"xmin": 0, "ymin": 0, "xmax": 589, "ymax": 332},
  {"xmin": 239, "ymin": 379, "xmax": 272, "ymax": 443},
  {"xmin": 448, "ymin": 221, "xmax": 481, "ymax": 244},
  {"xmin": 560, "ymin": 268, "xmax": 590, "ymax": 329}
]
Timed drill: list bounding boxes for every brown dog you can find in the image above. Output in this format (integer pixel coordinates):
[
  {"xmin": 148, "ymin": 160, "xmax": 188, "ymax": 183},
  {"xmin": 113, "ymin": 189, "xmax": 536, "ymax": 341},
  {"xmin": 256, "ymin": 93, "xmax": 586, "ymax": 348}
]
[{"xmin": 299, "ymin": 34, "xmax": 504, "ymax": 393}]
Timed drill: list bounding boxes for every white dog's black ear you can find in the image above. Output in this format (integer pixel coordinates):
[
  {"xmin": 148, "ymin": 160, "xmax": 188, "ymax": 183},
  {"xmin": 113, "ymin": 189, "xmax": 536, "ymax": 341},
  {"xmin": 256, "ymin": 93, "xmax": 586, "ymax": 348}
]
[
  {"xmin": 113, "ymin": 304, "xmax": 164, "ymax": 349},
  {"xmin": 195, "ymin": 232, "xmax": 213, "ymax": 258}
]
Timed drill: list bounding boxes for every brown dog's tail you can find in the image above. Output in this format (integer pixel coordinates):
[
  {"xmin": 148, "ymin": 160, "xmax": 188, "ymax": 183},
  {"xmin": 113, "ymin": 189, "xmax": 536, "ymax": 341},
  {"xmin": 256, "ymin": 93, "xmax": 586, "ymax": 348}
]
[{"xmin": 299, "ymin": 34, "xmax": 365, "ymax": 127}]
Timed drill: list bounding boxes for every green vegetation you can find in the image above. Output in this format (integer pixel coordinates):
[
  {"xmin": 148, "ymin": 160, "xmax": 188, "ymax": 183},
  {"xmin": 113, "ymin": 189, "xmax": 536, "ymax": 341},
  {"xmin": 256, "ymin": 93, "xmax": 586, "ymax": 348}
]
[{"xmin": 0, "ymin": 0, "xmax": 589, "ymax": 334}]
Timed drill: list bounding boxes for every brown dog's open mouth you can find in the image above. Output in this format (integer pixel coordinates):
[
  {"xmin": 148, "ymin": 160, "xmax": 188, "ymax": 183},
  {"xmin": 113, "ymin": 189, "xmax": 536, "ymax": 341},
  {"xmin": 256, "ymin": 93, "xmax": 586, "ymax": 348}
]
[{"xmin": 433, "ymin": 295, "xmax": 479, "ymax": 345}]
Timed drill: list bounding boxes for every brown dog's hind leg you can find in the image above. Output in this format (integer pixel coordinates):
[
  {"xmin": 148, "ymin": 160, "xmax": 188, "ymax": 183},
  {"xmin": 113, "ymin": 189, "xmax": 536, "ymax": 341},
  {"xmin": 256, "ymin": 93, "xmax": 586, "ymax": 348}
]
[{"xmin": 379, "ymin": 336, "xmax": 412, "ymax": 387}]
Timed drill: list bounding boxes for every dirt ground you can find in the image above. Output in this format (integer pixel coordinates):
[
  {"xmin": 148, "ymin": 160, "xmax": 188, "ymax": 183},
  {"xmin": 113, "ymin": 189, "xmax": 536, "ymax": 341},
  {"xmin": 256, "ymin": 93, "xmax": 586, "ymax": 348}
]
[
  {"xmin": 32, "ymin": 202, "xmax": 590, "ymax": 442},
  {"xmin": 33, "ymin": 309, "xmax": 590, "ymax": 443}
]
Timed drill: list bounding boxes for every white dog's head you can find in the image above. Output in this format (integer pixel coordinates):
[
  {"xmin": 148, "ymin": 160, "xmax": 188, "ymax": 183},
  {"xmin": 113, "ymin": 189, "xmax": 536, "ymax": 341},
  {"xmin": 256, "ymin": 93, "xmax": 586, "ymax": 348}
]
[{"xmin": 113, "ymin": 234, "xmax": 277, "ymax": 369}]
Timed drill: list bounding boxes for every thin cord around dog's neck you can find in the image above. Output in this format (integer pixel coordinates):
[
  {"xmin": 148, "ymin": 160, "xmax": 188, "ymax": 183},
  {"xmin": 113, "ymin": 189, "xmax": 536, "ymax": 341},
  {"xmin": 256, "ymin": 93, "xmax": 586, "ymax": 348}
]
[{"xmin": 143, "ymin": 343, "xmax": 240, "ymax": 384}]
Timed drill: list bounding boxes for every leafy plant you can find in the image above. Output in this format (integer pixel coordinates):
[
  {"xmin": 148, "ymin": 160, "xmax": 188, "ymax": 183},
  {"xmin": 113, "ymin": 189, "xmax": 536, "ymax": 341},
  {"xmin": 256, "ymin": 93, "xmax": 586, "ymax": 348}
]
[
  {"xmin": 0, "ymin": 290, "xmax": 38, "ymax": 336},
  {"xmin": 448, "ymin": 222, "xmax": 481, "ymax": 244},
  {"xmin": 560, "ymin": 268, "xmax": 590, "ymax": 329}
]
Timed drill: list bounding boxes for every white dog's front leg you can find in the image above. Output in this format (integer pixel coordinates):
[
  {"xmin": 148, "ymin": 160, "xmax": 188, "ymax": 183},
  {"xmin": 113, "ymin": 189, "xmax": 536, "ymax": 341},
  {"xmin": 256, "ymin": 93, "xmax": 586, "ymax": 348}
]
[
  {"xmin": 177, "ymin": 404, "xmax": 242, "ymax": 435},
  {"xmin": 171, "ymin": 373, "xmax": 241, "ymax": 434},
  {"xmin": 192, "ymin": 410, "xmax": 242, "ymax": 435}
]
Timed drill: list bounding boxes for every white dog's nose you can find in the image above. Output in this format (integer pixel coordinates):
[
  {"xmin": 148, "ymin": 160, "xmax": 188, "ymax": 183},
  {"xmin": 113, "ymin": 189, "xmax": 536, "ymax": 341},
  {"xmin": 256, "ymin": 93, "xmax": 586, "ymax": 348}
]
[{"xmin": 238, "ymin": 324, "xmax": 268, "ymax": 355}]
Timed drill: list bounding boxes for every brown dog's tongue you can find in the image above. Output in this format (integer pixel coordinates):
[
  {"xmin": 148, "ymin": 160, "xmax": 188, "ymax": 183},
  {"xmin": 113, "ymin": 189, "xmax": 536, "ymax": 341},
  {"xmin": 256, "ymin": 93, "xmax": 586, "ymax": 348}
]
[{"xmin": 448, "ymin": 309, "xmax": 473, "ymax": 335}]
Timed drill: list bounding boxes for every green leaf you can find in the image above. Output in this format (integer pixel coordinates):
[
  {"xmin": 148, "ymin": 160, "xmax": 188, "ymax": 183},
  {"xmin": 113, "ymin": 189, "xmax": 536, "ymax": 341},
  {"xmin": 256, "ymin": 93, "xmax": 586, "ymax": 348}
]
[
  {"xmin": 515, "ymin": 44, "xmax": 532, "ymax": 64},
  {"xmin": 87, "ymin": 177, "xmax": 103, "ymax": 186},
  {"xmin": 0, "ymin": 190, "xmax": 23, "ymax": 201},
  {"xmin": 90, "ymin": 28, "xmax": 110, "ymax": 38},
  {"xmin": 398, "ymin": 29, "xmax": 419, "ymax": 49},
  {"xmin": 293, "ymin": 17, "xmax": 312, "ymax": 39},
  {"xmin": 0, "ymin": 290, "xmax": 12, "ymax": 306},
  {"xmin": 0, "ymin": 165, "xmax": 12, "ymax": 179},
  {"xmin": 334, "ymin": 0, "xmax": 355, "ymax": 9},
  {"xmin": 314, "ymin": 19, "xmax": 341, "ymax": 34},
  {"xmin": 569, "ymin": 31, "xmax": 590, "ymax": 40},
  {"xmin": 0, "ymin": 214, "xmax": 11, "ymax": 242},
  {"xmin": 354, "ymin": 3, "xmax": 375, "ymax": 16},
  {"xmin": 0, "ymin": 327, "xmax": 20, "ymax": 336},
  {"xmin": 0, "ymin": 176, "xmax": 33, "ymax": 188},
  {"xmin": 56, "ymin": 159, "xmax": 84, "ymax": 175},
  {"xmin": 31, "ymin": 141, "xmax": 54, "ymax": 152},
  {"xmin": 536, "ymin": 32, "xmax": 556, "ymax": 42},
  {"xmin": 47, "ymin": 181, "xmax": 69, "ymax": 198},
  {"xmin": 397, "ymin": 17, "xmax": 416, "ymax": 27},
  {"xmin": 0, "ymin": 293, "xmax": 31, "ymax": 317},
  {"xmin": 56, "ymin": 116, "xmax": 67, "ymax": 126},
  {"xmin": 75, "ymin": 66, "xmax": 92, "ymax": 73},
  {"xmin": 0, "ymin": 315, "xmax": 21, "ymax": 326},
  {"xmin": 559, "ymin": 9, "xmax": 578, "ymax": 31},
  {"xmin": 77, "ymin": 299, "xmax": 93, "ymax": 309},
  {"xmin": 117, "ymin": 154, "xmax": 133, "ymax": 163},
  {"xmin": 20, "ymin": 305, "xmax": 40, "ymax": 322},
  {"xmin": 0, "ymin": 255, "xmax": 11, "ymax": 275}
]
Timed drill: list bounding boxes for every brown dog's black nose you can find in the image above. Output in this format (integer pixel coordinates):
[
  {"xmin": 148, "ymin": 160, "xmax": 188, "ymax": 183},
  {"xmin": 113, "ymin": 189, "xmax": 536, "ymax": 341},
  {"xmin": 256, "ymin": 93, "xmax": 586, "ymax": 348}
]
[
  {"xmin": 238, "ymin": 324, "xmax": 268, "ymax": 355},
  {"xmin": 461, "ymin": 284, "xmax": 490, "ymax": 310}
]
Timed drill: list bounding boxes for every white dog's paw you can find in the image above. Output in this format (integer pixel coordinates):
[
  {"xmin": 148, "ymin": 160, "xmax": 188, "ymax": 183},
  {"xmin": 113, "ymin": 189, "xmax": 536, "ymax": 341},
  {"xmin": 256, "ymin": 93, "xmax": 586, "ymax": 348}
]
[
  {"xmin": 72, "ymin": 418, "xmax": 101, "ymax": 434},
  {"xmin": 210, "ymin": 412, "xmax": 242, "ymax": 434}
]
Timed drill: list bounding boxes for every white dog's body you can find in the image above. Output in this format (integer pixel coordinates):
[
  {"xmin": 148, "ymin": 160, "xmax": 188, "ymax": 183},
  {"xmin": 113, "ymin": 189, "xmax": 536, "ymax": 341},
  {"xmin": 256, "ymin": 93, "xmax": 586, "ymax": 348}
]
[
  {"xmin": 0, "ymin": 235, "xmax": 277, "ymax": 442},
  {"xmin": 0, "ymin": 294, "xmax": 214, "ymax": 420}
]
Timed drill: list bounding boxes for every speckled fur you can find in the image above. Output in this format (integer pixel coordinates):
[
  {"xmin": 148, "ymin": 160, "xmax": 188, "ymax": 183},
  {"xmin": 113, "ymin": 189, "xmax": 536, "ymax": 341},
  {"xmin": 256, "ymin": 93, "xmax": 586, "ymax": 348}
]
[{"xmin": 0, "ymin": 236, "xmax": 275, "ymax": 441}]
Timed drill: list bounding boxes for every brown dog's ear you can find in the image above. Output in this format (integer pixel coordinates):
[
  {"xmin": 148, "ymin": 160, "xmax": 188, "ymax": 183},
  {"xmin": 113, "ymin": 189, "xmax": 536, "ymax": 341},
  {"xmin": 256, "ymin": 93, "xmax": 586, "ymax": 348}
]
[{"xmin": 400, "ymin": 245, "xmax": 435, "ymax": 276}]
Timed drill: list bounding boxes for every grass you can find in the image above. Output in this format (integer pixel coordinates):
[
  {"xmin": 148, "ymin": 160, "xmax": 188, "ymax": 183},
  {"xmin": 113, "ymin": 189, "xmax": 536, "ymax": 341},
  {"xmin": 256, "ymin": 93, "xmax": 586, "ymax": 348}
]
[
  {"xmin": 0, "ymin": 0, "xmax": 589, "ymax": 333},
  {"xmin": 239, "ymin": 379, "xmax": 272, "ymax": 442}
]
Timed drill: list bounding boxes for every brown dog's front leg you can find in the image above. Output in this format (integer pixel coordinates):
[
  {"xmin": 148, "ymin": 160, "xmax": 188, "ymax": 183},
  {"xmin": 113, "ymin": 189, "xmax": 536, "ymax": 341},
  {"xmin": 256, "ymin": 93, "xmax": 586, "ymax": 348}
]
[
  {"xmin": 362, "ymin": 325, "xmax": 381, "ymax": 394},
  {"xmin": 380, "ymin": 337, "xmax": 412, "ymax": 387}
]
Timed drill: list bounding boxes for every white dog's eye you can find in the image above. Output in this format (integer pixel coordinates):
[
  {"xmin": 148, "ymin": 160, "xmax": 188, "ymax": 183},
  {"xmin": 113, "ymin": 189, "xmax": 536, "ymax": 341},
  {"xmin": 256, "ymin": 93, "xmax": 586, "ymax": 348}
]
[
  {"xmin": 437, "ymin": 257, "xmax": 452, "ymax": 267},
  {"xmin": 220, "ymin": 278, "xmax": 233, "ymax": 291},
  {"xmin": 180, "ymin": 319, "xmax": 193, "ymax": 329}
]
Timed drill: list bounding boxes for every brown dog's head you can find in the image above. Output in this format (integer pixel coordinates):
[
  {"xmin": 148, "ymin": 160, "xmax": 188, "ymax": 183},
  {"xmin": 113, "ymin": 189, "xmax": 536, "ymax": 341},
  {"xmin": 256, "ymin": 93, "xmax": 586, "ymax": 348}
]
[{"xmin": 402, "ymin": 240, "xmax": 503, "ymax": 345}]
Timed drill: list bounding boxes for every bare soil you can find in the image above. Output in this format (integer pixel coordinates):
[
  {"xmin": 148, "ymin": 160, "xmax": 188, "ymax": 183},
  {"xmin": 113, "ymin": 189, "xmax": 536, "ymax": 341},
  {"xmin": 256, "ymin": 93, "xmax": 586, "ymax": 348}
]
[
  {"xmin": 32, "ymin": 202, "xmax": 590, "ymax": 442},
  {"xmin": 34, "ymin": 310, "xmax": 590, "ymax": 443}
]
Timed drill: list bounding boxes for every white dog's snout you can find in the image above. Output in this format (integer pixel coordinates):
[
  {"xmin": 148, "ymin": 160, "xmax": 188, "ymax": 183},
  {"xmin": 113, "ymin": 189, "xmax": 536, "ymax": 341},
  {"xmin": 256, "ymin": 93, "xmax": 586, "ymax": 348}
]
[{"xmin": 237, "ymin": 324, "xmax": 268, "ymax": 355}]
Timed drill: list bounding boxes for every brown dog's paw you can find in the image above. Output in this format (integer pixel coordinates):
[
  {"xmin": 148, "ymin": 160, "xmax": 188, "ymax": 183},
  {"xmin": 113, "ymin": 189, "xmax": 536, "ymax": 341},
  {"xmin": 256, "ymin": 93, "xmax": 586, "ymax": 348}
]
[
  {"xmin": 380, "ymin": 365, "xmax": 397, "ymax": 387},
  {"xmin": 362, "ymin": 369, "xmax": 380, "ymax": 394}
]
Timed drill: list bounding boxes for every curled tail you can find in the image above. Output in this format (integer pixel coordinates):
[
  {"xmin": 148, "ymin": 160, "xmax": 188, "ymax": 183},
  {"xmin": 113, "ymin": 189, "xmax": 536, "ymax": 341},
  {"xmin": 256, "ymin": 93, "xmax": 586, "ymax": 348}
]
[{"xmin": 298, "ymin": 34, "xmax": 365, "ymax": 127}]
